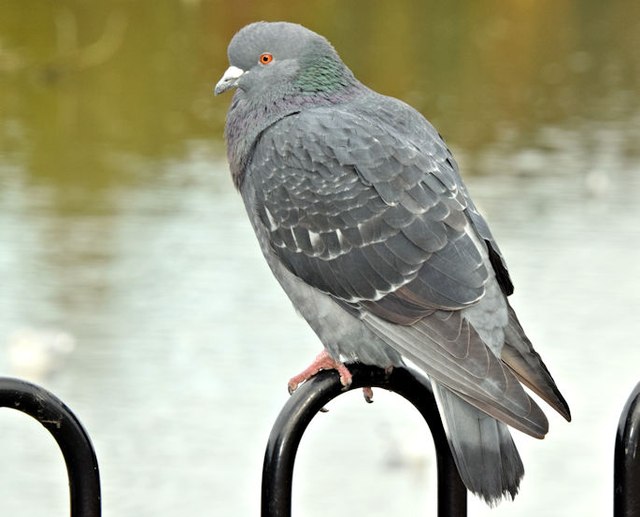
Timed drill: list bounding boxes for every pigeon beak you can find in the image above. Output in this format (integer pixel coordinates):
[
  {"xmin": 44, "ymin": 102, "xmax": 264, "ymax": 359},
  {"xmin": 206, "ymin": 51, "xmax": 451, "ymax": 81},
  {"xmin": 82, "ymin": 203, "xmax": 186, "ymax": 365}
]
[{"xmin": 214, "ymin": 66, "xmax": 245, "ymax": 95}]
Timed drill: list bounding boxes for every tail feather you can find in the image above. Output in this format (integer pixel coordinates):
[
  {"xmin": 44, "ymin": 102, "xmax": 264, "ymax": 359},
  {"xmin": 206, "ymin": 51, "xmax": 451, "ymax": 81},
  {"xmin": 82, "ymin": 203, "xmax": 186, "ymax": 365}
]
[{"xmin": 434, "ymin": 382, "xmax": 524, "ymax": 504}]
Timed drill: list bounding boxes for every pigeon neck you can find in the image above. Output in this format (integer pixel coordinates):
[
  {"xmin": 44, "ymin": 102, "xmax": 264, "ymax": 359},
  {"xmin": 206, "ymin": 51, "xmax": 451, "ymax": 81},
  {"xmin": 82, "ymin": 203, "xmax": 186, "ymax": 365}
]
[{"xmin": 294, "ymin": 53, "xmax": 357, "ymax": 94}]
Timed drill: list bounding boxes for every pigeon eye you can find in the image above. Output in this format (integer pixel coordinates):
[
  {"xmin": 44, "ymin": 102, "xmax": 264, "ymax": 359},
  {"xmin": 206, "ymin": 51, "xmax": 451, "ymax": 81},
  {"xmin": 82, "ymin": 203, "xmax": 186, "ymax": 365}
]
[{"xmin": 259, "ymin": 53, "xmax": 274, "ymax": 65}]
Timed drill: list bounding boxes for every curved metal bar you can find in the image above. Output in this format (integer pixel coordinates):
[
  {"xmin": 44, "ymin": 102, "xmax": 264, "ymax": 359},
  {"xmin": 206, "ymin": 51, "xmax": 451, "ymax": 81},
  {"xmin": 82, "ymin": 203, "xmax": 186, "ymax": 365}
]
[
  {"xmin": 615, "ymin": 381, "xmax": 640, "ymax": 517},
  {"xmin": 261, "ymin": 364, "xmax": 467, "ymax": 517},
  {"xmin": 0, "ymin": 377, "xmax": 101, "ymax": 517}
]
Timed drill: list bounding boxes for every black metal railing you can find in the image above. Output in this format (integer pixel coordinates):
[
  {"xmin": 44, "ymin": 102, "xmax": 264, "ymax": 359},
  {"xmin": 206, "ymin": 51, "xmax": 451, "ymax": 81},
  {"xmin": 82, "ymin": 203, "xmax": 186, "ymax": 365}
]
[
  {"xmin": 261, "ymin": 364, "xmax": 466, "ymax": 517},
  {"xmin": 615, "ymin": 381, "xmax": 640, "ymax": 517},
  {"xmin": 2, "ymin": 371, "xmax": 640, "ymax": 516},
  {"xmin": 0, "ymin": 377, "xmax": 101, "ymax": 517}
]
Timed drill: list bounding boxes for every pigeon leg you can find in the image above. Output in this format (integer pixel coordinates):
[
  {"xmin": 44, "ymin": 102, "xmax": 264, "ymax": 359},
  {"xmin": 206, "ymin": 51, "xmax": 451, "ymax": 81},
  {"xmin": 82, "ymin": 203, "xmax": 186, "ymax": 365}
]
[
  {"xmin": 288, "ymin": 350, "xmax": 375, "ymax": 402},
  {"xmin": 288, "ymin": 350, "xmax": 353, "ymax": 394}
]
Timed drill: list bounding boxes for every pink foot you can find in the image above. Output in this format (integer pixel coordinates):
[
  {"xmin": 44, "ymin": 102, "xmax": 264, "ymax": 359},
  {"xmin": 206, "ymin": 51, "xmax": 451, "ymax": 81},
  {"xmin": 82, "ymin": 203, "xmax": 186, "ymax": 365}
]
[
  {"xmin": 287, "ymin": 351, "xmax": 375, "ymax": 403},
  {"xmin": 288, "ymin": 350, "xmax": 353, "ymax": 394}
]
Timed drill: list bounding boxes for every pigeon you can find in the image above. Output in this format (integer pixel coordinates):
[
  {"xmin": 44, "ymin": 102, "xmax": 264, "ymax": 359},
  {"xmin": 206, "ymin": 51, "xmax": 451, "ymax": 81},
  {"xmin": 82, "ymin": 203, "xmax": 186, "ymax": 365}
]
[{"xmin": 214, "ymin": 21, "xmax": 570, "ymax": 504}]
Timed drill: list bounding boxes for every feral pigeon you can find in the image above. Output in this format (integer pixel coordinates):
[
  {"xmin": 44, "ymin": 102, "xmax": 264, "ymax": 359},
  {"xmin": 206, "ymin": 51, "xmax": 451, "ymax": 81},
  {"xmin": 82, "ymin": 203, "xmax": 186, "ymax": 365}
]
[{"xmin": 215, "ymin": 21, "xmax": 570, "ymax": 504}]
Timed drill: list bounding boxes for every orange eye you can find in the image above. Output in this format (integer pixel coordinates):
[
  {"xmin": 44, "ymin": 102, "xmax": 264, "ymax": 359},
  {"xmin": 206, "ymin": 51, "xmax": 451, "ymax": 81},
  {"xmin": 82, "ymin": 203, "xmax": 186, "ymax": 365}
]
[{"xmin": 259, "ymin": 52, "xmax": 273, "ymax": 65}]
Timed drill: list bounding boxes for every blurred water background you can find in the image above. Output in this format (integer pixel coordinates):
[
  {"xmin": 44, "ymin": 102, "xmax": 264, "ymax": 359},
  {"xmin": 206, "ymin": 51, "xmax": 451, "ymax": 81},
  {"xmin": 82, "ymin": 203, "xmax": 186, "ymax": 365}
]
[{"xmin": 1, "ymin": 1, "xmax": 640, "ymax": 516}]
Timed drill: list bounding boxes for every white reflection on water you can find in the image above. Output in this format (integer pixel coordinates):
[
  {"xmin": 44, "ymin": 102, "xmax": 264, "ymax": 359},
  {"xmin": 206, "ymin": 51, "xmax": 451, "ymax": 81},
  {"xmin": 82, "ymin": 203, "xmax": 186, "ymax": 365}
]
[{"xmin": 1, "ymin": 127, "xmax": 640, "ymax": 517}]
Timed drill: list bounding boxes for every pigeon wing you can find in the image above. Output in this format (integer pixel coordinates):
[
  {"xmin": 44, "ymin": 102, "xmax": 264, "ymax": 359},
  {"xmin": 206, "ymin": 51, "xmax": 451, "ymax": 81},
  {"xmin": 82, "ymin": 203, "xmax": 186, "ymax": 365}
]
[{"xmin": 249, "ymin": 106, "xmax": 487, "ymax": 312}]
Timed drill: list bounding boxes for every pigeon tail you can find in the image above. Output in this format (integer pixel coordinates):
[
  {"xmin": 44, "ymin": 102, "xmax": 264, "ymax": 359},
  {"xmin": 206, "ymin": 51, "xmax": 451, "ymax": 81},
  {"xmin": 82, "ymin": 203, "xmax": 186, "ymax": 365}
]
[{"xmin": 434, "ymin": 383, "xmax": 524, "ymax": 505}]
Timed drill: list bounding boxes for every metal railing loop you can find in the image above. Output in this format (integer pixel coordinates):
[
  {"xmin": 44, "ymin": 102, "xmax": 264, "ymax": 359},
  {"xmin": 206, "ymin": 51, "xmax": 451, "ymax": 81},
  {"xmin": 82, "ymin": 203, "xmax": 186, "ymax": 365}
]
[
  {"xmin": 261, "ymin": 364, "xmax": 467, "ymax": 517},
  {"xmin": 0, "ymin": 377, "xmax": 101, "ymax": 517}
]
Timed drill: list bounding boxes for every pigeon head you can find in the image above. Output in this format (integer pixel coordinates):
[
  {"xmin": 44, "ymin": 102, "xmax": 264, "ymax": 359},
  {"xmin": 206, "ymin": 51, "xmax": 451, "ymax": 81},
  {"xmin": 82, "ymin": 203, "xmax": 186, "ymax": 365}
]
[
  {"xmin": 214, "ymin": 21, "xmax": 357, "ymax": 100},
  {"xmin": 216, "ymin": 22, "xmax": 363, "ymax": 188}
]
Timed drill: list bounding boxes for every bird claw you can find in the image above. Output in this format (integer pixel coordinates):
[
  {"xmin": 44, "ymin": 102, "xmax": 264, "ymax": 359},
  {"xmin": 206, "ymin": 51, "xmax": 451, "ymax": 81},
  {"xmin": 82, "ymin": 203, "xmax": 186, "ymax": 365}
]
[
  {"xmin": 287, "ymin": 380, "xmax": 299, "ymax": 395},
  {"xmin": 287, "ymin": 350, "xmax": 353, "ymax": 394},
  {"xmin": 363, "ymin": 387, "xmax": 374, "ymax": 403},
  {"xmin": 288, "ymin": 351, "xmax": 374, "ymax": 405}
]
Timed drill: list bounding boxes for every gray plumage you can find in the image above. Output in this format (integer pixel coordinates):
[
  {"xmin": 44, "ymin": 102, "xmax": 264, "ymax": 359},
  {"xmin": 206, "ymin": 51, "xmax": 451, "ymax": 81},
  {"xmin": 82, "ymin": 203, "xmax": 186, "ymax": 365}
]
[{"xmin": 215, "ymin": 21, "xmax": 570, "ymax": 504}]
